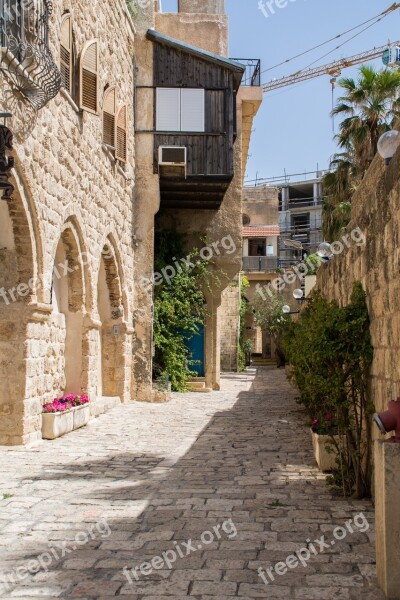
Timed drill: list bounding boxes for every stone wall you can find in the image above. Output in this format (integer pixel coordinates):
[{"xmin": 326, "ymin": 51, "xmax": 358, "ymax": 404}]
[
  {"xmin": 243, "ymin": 186, "xmax": 279, "ymax": 226},
  {"xmin": 0, "ymin": 0, "xmax": 137, "ymax": 444},
  {"xmin": 220, "ymin": 284, "xmax": 240, "ymax": 371},
  {"xmin": 317, "ymin": 148, "xmax": 400, "ymax": 416}
]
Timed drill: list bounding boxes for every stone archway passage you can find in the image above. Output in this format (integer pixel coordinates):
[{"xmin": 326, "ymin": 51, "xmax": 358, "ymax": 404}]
[{"xmin": 52, "ymin": 226, "xmax": 86, "ymax": 396}]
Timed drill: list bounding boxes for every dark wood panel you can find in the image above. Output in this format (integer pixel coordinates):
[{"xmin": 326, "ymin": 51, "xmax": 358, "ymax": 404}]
[
  {"xmin": 205, "ymin": 90, "xmax": 225, "ymax": 133},
  {"xmin": 154, "ymin": 43, "xmax": 231, "ymax": 89},
  {"xmin": 155, "ymin": 134, "xmax": 232, "ymax": 176}
]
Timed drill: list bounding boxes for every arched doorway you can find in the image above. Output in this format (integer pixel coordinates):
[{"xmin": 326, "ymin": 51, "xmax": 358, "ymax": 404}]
[
  {"xmin": 96, "ymin": 240, "xmax": 126, "ymax": 399},
  {"xmin": 52, "ymin": 225, "xmax": 86, "ymax": 396}
]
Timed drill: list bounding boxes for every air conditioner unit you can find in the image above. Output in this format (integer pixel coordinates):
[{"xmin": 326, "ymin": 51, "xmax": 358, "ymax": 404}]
[{"xmin": 158, "ymin": 146, "xmax": 187, "ymax": 178}]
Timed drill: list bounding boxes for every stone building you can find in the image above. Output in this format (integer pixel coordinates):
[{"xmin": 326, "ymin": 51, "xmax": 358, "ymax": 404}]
[
  {"xmin": 0, "ymin": 0, "xmax": 136, "ymax": 445},
  {"xmin": 241, "ymin": 186, "xmax": 280, "ymax": 359},
  {"xmin": 134, "ymin": 0, "xmax": 262, "ymax": 388},
  {"xmin": 0, "ymin": 0, "xmax": 261, "ymax": 445}
]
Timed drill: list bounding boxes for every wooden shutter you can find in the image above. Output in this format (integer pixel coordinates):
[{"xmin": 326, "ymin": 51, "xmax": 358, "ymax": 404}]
[
  {"xmin": 80, "ymin": 40, "xmax": 99, "ymax": 114},
  {"xmin": 103, "ymin": 87, "xmax": 116, "ymax": 148},
  {"xmin": 156, "ymin": 88, "xmax": 180, "ymax": 131},
  {"xmin": 60, "ymin": 15, "xmax": 72, "ymax": 94},
  {"xmin": 181, "ymin": 89, "xmax": 205, "ymax": 132},
  {"xmin": 116, "ymin": 105, "xmax": 127, "ymax": 163}
]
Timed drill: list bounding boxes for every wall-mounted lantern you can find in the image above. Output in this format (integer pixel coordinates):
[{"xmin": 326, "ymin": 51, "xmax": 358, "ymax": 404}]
[
  {"xmin": 374, "ymin": 399, "xmax": 400, "ymax": 442},
  {"xmin": 317, "ymin": 242, "xmax": 333, "ymax": 262},
  {"xmin": 0, "ymin": 113, "xmax": 14, "ymax": 201},
  {"xmin": 293, "ymin": 289, "xmax": 312, "ymax": 303},
  {"xmin": 377, "ymin": 130, "xmax": 400, "ymax": 166},
  {"xmin": 282, "ymin": 305, "xmax": 299, "ymax": 316}
]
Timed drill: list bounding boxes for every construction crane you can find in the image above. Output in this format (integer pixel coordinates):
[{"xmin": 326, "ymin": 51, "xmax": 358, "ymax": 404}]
[{"xmin": 263, "ymin": 42, "xmax": 400, "ymax": 93}]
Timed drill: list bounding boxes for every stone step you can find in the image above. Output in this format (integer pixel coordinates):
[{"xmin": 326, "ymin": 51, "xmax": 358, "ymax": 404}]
[
  {"xmin": 187, "ymin": 380, "xmax": 212, "ymax": 393},
  {"xmin": 93, "ymin": 396, "xmax": 121, "ymax": 417}
]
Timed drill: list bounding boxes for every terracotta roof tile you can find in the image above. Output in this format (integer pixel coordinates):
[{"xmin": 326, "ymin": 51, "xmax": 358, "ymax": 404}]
[{"xmin": 243, "ymin": 226, "xmax": 280, "ymax": 237}]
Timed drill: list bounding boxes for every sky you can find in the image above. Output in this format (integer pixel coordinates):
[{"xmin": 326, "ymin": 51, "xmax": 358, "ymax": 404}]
[{"xmin": 224, "ymin": 0, "xmax": 400, "ymax": 184}]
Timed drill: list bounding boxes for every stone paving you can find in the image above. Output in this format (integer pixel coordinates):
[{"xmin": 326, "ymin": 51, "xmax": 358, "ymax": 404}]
[{"xmin": 0, "ymin": 367, "xmax": 384, "ymax": 599}]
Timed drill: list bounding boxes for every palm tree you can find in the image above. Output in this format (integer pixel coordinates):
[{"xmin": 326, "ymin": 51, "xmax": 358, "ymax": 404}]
[
  {"xmin": 322, "ymin": 136, "xmax": 359, "ymax": 241},
  {"xmin": 332, "ymin": 65, "xmax": 400, "ymax": 174},
  {"xmin": 323, "ymin": 65, "xmax": 400, "ymax": 239}
]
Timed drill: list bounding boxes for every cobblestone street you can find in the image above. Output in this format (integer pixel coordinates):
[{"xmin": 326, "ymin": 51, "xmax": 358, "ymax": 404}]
[{"xmin": 0, "ymin": 367, "xmax": 384, "ymax": 599}]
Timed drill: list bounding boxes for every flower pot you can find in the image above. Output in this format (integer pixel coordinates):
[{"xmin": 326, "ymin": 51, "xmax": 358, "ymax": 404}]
[
  {"xmin": 42, "ymin": 411, "xmax": 74, "ymax": 440},
  {"xmin": 311, "ymin": 430, "xmax": 345, "ymax": 473},
  {"xmin": 72, "ymin": 405, "xmax": 90, "ymax": 430}
]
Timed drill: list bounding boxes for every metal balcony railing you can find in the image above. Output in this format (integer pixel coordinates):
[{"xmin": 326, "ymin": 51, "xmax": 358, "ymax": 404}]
[
  {"xmin": 230, "ymin": 58, "xmax": 261, "ymax": 86},
  {"xmin": 279, "ymin": 197, "xmax": 324, "ymax": 211},
  {"xmin": 242, "ymin": 256, "xmax": 278, "ymax": 272},
  {"xmin": 288, "ymin": 197, "xmax": 323, "ymax": 209},
  {"xmin": 0, "ymin": 0, "xmax": 61, "ymax": 109},
  {"xmin": 279, "ymin": 223, "xmax": 323, "ymax": 235}
]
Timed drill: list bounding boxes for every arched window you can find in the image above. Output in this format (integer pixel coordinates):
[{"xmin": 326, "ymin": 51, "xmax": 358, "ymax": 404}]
[
  {"xmin": 103, "ymin": 87, "xmax": 116, "ymax": 148},
  {"xmin": 60, "ymin": 14, "xmax": 73, "ymax": 94},
  {"xmin": 243, "ymin": 214, "xmax": 251, "ymax": 226},
  {"xmin": 116, "ymin": 105, "xmax": 127, "ymax": 163},
  {"xmin": 79, "ymin": 40, "xmax": 99, "ymax": 114}
]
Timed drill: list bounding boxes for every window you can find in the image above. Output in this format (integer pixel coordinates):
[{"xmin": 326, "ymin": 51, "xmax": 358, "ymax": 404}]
[
  {"xmin": 242, "ymin": 214, "xmax": 250, "ymax": 226},
  {"xmin": 156, "ymin": 88, "xmax": 205, "ymax": 132},
  {"xmin": 156, "ymin": 88, "xmax": 180, "ymax": 131},
  {"xmin": 80, "ymin": 40, "xmax": 99, "ymax": 114},
  {"xmin": 103, "ymin": 87, "xmax": 116, "ymax": 148},
  {"xmin": 160, "ymin": 0, "xmax": 178, "ymax": 12},
  {"xmin": 116, "ymin": 105, "xmax": 127, "ymax": 163},
  {"xmin": 1, "ymin": 0, "xmax": 23, "ymax": 49},
  {"xmin": 60, "ymin": 14, "xmax": 72, "ymax": 94},
  {"xmin": 249, "ymin": 239, "xmax": 266, "ymax": 257}
]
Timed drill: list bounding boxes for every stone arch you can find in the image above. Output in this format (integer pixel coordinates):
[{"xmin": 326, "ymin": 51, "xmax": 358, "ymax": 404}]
[
  {"xmin": 0, "ymin": 165, "xmax": 44, "ymax": 445},
  {"xmin": 96, "ymin": 235, "xmax": 126, "ymax": 399},
  {"xmin": 52, "ymin": 220, "xmax": 87, "ymax": 395},
  {"xmin": 0, "ymin": 166, "xmax": 43, "ymax": 302},
  {"xmin": 61, "ymin": 215, "xmax": 93, "ymax": 312},
  {"xmin": 98, "ymin": 231, "xmax": 130, "ymax": 321}
]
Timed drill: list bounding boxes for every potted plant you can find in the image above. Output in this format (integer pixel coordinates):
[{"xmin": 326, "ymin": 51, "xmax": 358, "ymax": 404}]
[
  {"xmin": 310, "ymin": 413, "xmax": 345, "ymax": 473},
  {"xmin": 42, "ymin": 394, "xmax": 90, "ymax": 440},
  {"xmin": 68, "ymin": 394, "xmax": 90, "ymax": 429}
]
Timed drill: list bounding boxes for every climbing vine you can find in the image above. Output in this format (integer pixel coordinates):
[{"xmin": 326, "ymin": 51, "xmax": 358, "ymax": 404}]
[
  {"xmin": 283, "ymin": 283, "xmax": 374, "ymax": 498},
  {"xmin": 153, "ymin": 231, "xmax": 225, "ymax": 392},
  {"xmin": 125, "ymin": 0, "xmax": 139, "ymax": 19}
]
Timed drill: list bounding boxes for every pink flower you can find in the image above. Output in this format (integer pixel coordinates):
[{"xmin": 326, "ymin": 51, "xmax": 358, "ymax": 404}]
[
  {"xmin": 325, "ymin": 413, "xmax": 332, "ymax": 421},
  {"xmin": 42, "ymin": 393, "xmax": 89, "ymax": 413}
]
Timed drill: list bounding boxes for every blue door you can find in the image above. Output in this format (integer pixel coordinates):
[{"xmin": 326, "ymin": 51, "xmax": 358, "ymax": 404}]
[{"xmin": 186, "ymin": 323, "xmax": 205, "ymax": 377}]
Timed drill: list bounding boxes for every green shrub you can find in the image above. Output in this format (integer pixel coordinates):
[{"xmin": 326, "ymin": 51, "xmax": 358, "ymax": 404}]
[{"xmin": 283, "ymin": 283, "xmax": 374, "ymax": 498}]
